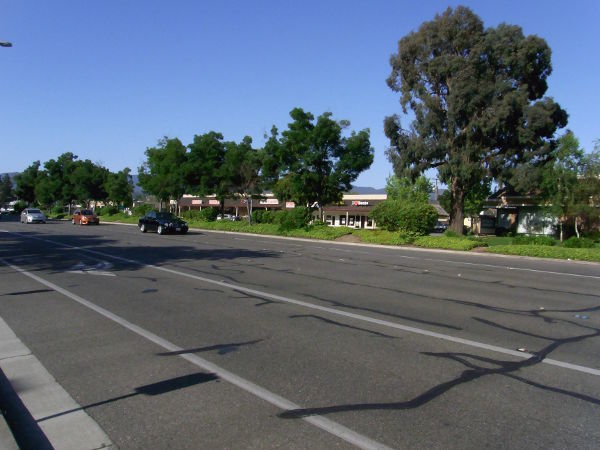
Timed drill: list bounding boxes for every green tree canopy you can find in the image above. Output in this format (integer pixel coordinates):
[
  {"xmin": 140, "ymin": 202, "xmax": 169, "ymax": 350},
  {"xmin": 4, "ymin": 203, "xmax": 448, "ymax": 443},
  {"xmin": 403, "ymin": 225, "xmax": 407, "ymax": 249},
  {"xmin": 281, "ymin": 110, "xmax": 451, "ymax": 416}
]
[
  {"xmin": 539, "ymin": 132, "xmax": 600, "ymax": 239},
  {"xmin": 184, "ymin": 131, "xmax": 227, "ymax": 197},
  {"xmin": 138, "ymin": 137, "xmax": 188, "ymax": 209},
  {"xmin": 385, "ymin": 175, "xmax": 432, "ymax": 204},
  {"xmin": 105, "ymin": 168, "xmax": 134, "ymax": 207},
  {"xmin": 0, "ymin": 174, "xmax": 14, "ymax": 204},
  {"xmin": 220, "ymin": 136, "xmax": 264, "ymax": 223},
  {"xmin": 265, "ymin": 108, "xmax": 373, "ymax": 216},
  {"xmin": 14, "ymin": 161, "xmax": 41, "ymax": 205},
  {"xmin": 71, "ymin": 159, "xmax": 109, "ymax": 207},
  {"xmin": 35, "ymin": 153, "xmax": 79, "ymax": 209},
  {"xmin": 385, "ymin": 6, "xmax": 567, "ymax": 233}
]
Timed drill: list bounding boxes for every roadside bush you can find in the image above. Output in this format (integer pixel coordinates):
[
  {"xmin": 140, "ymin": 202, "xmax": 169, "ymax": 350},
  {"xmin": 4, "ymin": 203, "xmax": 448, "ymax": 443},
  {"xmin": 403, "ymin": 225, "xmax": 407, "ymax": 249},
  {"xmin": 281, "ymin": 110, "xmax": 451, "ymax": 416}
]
[
  {"xmin": 132, "ymin": 204, "xmax": 153, "ymax": 216},
  {"xmin": 413, "ymin": 236, "xmax": 486, "ymax": 251},
  {"xmin": 512, "ymin": 235, "xmax": 556, "ymax": 246},
  {"xmin": 198, "ymin": 207, "xmax": 219, "ymax": 222},
  {"xmin": 276, "ymin": 206, "xmax": 312, "ymax": 231},
  {"xmin": 582, "ymin": 230, "xmax": 600, "ymax": 243},
  {"xmin": 98, "ymin": 205, "xmax": 119, "ymax": 216},
  {"xmin": 51, "ymin": 205, "xmax": 64, "ymax": 215},
  {"xmin": 487, "ymin": 245, "xmax": 600, "ymax": 262},
  {"xmin": 562, "ymin": 236, "xmax": 595, "ymax": 248},
  {"xmin": 252, "ymin": 209, "xmax": 277, "ymax": 224},
  {"xmin": 371, "ymin": 200, "xmax": 437, "ymax": 234}
]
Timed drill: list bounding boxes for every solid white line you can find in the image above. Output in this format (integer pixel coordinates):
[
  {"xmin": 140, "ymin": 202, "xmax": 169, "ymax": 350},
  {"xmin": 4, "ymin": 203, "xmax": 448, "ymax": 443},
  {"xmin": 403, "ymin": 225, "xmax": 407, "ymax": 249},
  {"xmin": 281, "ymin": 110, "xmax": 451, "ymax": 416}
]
[
  {"xmin": 4, "ymin": 231, "xmax": 600, "ymax": 377},
  {"xmin": 1, "ymin": 258, "xmax": 392, "ymax": 450}
]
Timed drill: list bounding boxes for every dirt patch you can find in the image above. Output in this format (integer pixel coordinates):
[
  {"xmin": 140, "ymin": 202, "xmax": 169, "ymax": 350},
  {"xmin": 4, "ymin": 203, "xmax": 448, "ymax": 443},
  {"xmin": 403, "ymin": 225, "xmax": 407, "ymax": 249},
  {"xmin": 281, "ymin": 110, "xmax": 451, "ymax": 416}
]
[
  {"xmin": 470, "ymin": 246, "xmax": 489, "ymax": 253},
  {"xmin": 335, "ymin": 234, "xmax": 363, "ymax": 243}
]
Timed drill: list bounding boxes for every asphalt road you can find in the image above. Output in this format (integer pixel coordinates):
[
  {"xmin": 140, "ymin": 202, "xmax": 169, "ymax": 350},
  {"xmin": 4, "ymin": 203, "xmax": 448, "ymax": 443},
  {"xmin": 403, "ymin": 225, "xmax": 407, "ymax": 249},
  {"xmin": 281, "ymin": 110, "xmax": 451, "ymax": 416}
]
[{"xmin": 0, "ymin": 218, "xmax": 599, "ymax": 449}]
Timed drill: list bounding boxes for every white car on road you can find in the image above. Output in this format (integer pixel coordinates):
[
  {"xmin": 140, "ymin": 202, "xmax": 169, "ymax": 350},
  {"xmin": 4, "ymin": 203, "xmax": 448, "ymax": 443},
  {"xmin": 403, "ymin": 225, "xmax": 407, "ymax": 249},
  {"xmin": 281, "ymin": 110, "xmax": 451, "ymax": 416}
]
[{"xmin": 20, "ymin": 208, "xmax": 47, "ymax": 224}]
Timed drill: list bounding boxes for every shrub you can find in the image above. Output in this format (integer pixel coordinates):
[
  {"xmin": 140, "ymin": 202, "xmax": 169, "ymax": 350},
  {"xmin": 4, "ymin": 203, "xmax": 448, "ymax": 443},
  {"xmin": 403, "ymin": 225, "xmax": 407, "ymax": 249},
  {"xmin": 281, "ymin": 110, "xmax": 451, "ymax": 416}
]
[
  {"xmin": 582, "ymin": 230, "xmax": 600, "ymax": 243},
  {"xmin": 562, "ymin": 236, "xmax": 595, "ymax": 248},
  {"xmin": 487, "ymin": 245, "xmax": 600, "ymax": 262},
  {"xmin": 276, "ymin": 207, "xmax": 312, "ymax": 231},
  {"xmin": 51, "ymin": 205, "xmax": 64, "ymax": 215},
  {"xmin": 199, "ymin": 207, "xmax": 219, "ymax": 222},
  {"xmin": 132, "ymin": 204, "xmax": 154, "ymax": 216},
  {"xmin": 371, "ymin": 200, "xmax": 437, "ymax": 234},
  {"xmin": 512, "ymin": 235, "xmax": 556, "ymax": 246},
  {"xmin": 98, "ymin": 205, "xmax": 119, "ymax": 216},
  {"xmin": 413, "ymin": 236, "xmax": 486, "ymax": 251},
  {"xmin": 12, "ymin": 200, "xmax": 27, "ymax": 213},
  {"xmin": 252, "ymin": 209, "xmax": 277, "ymax": 224}
]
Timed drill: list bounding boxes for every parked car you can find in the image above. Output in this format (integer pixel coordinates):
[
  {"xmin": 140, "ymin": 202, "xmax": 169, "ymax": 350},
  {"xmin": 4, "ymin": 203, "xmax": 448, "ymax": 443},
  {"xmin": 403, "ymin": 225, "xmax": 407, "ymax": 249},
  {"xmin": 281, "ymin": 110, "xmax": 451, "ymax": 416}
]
[
  {"xmin": 72, "ymin": 209, "xmax": 99, "ymax": 225},
  {"xmin": 432, "ymin": 221, "xmax": 448, "ymax": 233},
  {"xmin": 138, "ymin": 211, "xmax": 188, "ymax": 235},
  {"xmin": 217, "ymin": 214, "xmax": 240, "ymax": 221},
  {"xmin": 20, "ymin": 208, "xmax": 47, "ymax": 224}
]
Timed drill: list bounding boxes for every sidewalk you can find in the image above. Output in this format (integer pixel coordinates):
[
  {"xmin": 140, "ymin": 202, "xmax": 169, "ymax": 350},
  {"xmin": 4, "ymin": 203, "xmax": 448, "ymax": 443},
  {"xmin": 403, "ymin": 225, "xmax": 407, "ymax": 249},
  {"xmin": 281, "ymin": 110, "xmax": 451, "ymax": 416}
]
[{"xmin": 0, "ymin": 316, "xmax": 114, "ymax": 449}]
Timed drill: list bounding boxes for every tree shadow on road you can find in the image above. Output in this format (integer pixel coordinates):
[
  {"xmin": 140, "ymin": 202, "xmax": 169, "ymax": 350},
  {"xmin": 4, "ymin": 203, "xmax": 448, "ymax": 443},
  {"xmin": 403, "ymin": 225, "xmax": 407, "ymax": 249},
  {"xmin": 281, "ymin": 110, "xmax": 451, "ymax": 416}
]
[{"xmin": 279, "ymin": 318, "xmax": 600, "ymax": 419}]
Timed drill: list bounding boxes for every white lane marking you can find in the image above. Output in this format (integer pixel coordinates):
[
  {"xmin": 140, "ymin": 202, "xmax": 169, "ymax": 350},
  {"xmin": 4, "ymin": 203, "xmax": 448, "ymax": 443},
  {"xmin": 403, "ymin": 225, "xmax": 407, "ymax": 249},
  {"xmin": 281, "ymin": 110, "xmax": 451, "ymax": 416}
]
[
  {"xmin": 1, "ymin": 258, "xmax": 392, "ymax": 450},
  {"xmin": 5, "ymin": 231, "xmax": 600, "ymax": 377},
  {"xmin": 191, "ymin": 228, "xmax": 600, "ymax": 279}
]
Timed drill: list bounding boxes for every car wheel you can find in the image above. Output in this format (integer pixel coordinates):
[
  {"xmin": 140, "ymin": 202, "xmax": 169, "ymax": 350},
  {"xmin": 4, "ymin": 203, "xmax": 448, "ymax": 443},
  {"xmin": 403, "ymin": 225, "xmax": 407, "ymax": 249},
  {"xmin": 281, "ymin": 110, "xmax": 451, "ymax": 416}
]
[
  {"xmin": 140, "ymin": 224, "xmax": 146, "ymax": 233},
  {"xmin": 157, "ymin": 225, "xmax": 164, "ymax": 235}
]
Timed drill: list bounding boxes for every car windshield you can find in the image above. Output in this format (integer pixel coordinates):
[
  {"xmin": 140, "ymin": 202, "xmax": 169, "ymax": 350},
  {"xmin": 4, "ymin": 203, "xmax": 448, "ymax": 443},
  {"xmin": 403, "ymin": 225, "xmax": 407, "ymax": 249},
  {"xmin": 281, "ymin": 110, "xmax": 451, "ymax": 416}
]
[
  {"xmin": 81, "ymin": 209, "xmax": 94, "ymax": 215},
  {"xmin": 28, "ymin": 209, "xmax": 42, "ymax": 214},
  {"xmin": 156, "ymin": 212, "xmax": 174, "ymax": 220}
]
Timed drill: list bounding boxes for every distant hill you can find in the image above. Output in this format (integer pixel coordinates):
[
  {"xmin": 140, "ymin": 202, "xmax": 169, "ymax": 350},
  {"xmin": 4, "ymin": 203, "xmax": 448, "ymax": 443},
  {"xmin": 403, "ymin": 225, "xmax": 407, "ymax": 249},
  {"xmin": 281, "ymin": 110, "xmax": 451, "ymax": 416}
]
[{"xmin": 347, "ymin": 186, "xmax": 386, "ymax": 195}]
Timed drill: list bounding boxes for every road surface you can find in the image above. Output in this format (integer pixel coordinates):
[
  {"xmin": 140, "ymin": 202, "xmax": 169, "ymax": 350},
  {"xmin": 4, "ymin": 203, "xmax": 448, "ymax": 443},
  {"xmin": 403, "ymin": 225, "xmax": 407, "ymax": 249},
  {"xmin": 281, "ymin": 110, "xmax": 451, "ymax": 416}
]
[{"xmin": 0, "ymin": 219, "xmax": 599, "ymax": 449}]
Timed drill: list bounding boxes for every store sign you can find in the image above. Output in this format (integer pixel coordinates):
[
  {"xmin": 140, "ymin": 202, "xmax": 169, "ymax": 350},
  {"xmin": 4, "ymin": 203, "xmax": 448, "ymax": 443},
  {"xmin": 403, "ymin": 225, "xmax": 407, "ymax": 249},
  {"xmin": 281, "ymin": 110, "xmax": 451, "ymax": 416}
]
[
  {"xmin": 259, "ymin": 199, "xmax": 279, "ymax": 205},
  {"xmin": 209, "ymin": 199, "xmax": 220, "ymax": 205},
  {"xmin": 285, "ymin": 202, "xmax": 295, "ymax": 208},
  {"xmin": 191, "ymin": 199, "xmax": 202, "ymax": 205},
  {"xmin": 352, "ymin": 201, "xmax": 369, "ymax": 206}
]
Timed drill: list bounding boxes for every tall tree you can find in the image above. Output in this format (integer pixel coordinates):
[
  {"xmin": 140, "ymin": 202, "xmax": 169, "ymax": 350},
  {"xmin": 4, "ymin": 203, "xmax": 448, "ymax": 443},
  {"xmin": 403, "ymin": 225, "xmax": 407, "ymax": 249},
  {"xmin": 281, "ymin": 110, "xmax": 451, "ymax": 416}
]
[
  {"xmin": 265, "ymin": 108, "xmax": 373, "ymax": 218},
  {"xmin": 0, "ymin": 174, "xmax": 14, "ymax": 204},
  {"xmin": 35, "ymin": 153, "xmax": 79, "ymax": 210},
  {"xmin": 14, "ymin": 161, "xmax": 40, "ymax": 205},
  {"xmin": 105, "ymin": 168, "xmax": 134, "ymax": 207},
  {"xmin": 184, "ymin": 131, "xmax": 227, "ymax": 199},
  {"xmin": 385, "ymin": 175, "xmax": 432, "ymax": 204},
  {"xmin": 71, "ymin": 159, "xmax": 109, "ymax": 207},
  {"xmin": 385, "ymin": 6, "xmax": 567, "ymax": 233},
  {"xmin": 540, "ymin": 133, "xmax": 600, "ymax": 239},
  {"xmin": 138, "ymin": 137, "xmax": 187, "ymax": 210},
  {"xmin": 220, "ymin": 136, "xmax": 264, "ymax": 224}
]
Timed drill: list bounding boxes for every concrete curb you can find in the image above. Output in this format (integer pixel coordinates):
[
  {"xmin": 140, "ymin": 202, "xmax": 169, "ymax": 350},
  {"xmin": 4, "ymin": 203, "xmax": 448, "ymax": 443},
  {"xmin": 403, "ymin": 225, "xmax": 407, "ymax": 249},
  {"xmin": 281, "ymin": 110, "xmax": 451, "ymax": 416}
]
[{"xmin": 0, "ymin": 316, "xmax": 115, "ymax": 450}]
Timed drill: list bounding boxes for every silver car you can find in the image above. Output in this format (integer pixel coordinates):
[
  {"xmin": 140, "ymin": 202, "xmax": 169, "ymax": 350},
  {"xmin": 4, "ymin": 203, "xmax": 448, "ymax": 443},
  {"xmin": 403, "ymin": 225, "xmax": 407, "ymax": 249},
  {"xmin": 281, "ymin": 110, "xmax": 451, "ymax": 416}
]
[{"xmin": 20, "ymin": 208, "xmax": 47, "ymax": 224}]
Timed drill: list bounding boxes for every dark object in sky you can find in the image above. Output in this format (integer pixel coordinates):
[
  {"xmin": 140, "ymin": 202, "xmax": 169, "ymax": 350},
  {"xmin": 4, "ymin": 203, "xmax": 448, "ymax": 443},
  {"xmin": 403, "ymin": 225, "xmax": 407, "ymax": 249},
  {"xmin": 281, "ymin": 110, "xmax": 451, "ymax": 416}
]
[{"xmin": 0, "ymin": 42, "xmax": 13, "ymax": 47}]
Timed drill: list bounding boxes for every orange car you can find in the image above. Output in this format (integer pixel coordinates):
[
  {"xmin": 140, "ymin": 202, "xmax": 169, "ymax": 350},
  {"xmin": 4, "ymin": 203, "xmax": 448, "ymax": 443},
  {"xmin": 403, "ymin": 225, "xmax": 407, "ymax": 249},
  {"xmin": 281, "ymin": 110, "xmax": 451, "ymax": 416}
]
[{"xmin": 72, "ymin": 209, "xmax": 100, "ymax": 225}]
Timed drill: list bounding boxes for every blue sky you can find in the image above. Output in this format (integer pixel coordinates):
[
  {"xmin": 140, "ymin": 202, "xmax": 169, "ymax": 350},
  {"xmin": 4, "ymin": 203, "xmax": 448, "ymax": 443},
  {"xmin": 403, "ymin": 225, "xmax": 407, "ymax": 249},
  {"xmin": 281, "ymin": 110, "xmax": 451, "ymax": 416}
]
[{"xmin": 1, "ymin": 1, "xmax": 598, "ymax": 188}]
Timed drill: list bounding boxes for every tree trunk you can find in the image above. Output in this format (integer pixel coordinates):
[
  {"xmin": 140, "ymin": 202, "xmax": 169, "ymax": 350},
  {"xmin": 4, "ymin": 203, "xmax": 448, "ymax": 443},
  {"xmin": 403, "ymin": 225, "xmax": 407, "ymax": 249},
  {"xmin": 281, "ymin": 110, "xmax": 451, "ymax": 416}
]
[
  {"xmin": 575, "ymin": 217, "xmax": 580, "ymax": 239},
  {"xmin": 449, "ymin": 177, "xmax": 465, "ymax": 235},
  {"xmin": 247, "ymin": 197, "xmax": 253, "ymax": 225},
  {"xmin": 559, "ymin": 222, "xmax": 563, "ymax": 242}
]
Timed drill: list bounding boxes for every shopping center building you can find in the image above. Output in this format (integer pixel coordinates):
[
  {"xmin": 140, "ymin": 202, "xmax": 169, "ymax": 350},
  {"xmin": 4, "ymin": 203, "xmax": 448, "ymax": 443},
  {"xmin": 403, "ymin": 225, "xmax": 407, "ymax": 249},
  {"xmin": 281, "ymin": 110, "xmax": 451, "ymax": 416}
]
[{"xmin": 178, "ymin": 193, "xmax": 448, "ymax": 230}]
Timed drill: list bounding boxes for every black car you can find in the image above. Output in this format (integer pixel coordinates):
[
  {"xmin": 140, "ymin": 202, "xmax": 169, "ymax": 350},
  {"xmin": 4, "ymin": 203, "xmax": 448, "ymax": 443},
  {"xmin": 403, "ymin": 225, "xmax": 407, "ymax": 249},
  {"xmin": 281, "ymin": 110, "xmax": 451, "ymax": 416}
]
[{"xmin": 138, "ymin": 211, "xmax": 188, "ymax": 235}]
